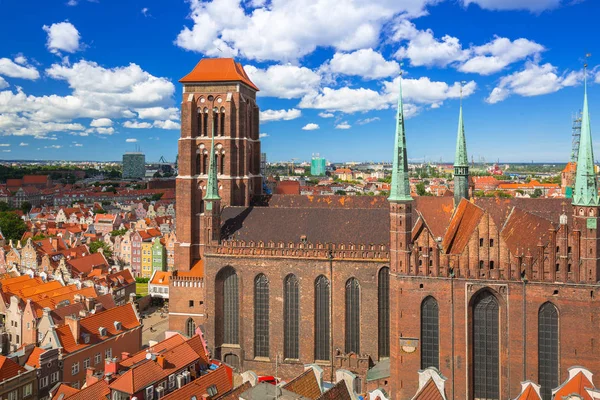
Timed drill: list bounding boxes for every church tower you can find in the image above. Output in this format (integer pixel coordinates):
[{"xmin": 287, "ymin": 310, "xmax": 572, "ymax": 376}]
[
  {"xmin": 389, "ymin": 71, "xmax": 415, "ymax": 398},
  {"xmin": 175, "ymin": 58, "xmax": 262, "ymax": 270},
  {"xmin": 199, "ymin": 134, "xmax": 221, "ymax": 258},
  {"xmin": 453, "ymin": 84, "xmax": 469, "ymax": 205},
  {"xmin": 572, "ymin": 60, "xmax": 600, "ymax": 282}
]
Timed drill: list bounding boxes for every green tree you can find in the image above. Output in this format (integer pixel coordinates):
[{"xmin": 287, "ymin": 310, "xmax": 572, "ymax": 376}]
[
  {"xmin": 335, "ymin": 190, "xmax": 347, "ymax": 195},
  {"xmin": 531, "ymin": 188, "xmax": 543, "ymax": 198},
  {"xmin": 0, "ymin": 212, "xmax": 27, "ymax": 241},
  {"xmin": 416, "ymin": 182, "xmax": 430, "ymax": 196},
  {"xmin": 20, "ymin": 201, "xmax": 32, "ymax": 214},
  {"xmin": 89, "ymin": 240, "xmax": 113, "ymax": 259},
  {"xmin": 0, "ymin": 202, "xmax": 11, "ymax": 212}
]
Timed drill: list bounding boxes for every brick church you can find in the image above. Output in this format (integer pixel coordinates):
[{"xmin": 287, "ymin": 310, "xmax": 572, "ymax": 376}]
[{"xmin": 170, "ymin": 58, "xmax": 600, "ymax": 400}]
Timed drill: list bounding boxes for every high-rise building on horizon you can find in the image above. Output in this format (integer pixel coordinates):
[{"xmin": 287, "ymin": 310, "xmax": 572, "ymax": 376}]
[
  {"xmin": 310, "ymin": 154, "xmax": 326, "ymax": 176},
  {"xmin": 122, "ymin": 152, "xmax": 145, "ymax": 179}
]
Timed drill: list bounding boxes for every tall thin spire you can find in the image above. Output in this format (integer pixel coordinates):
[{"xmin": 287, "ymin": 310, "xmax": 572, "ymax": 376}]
[
  {"xmin": 454, "ymin": 81, "xmax": 470, "ymax": 205},
  {"xmin": 388, "ymin": 67, "xmax": 412, "ymax": 202},
  {"xmin": 204, "ymin": 124, "xmax": 221, "ymax": 202},
  {"xmin": 573, "ymin": 54, "xmax": 599, "ymax": 206}
]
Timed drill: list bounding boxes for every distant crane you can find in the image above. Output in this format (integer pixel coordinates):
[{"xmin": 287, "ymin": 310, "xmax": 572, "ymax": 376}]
[{"xmin": 289, "ymin": 158, "xmax": 299, "ymax": 175}]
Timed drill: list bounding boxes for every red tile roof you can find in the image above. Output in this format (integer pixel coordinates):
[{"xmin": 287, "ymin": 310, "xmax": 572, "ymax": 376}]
[
  {"xmin": 51, "ymin": 383, "xmax": 80, "ymax": 399},
  {"xmin": 283, "ymin": 369, "xmax": 322, "ymax": 399},
  {"xmin": 55, "ymin": 303, "xmax": 140, "ymax": 354},
  {"xmin": 0, "ymin": 355, "xmax": 26, "ymax": 380},
  {"xmin": 110, "ymin": 335, "xmax": 209, "ymax": 394},
  {"xmin": 64, "ymin": 379, "xmax": 110, "ymax": 400},
  {"xmin": 161, "ymin": 366, "xmax": 233, "ymax": 400},
  {"xmin": 413, "ymin": 378, "xmax": 444, "ymax": 400},
  {"xmin": 179, "ymin": 58, "xmax": 259, "ymax": 91},
  {"xmin": 515, "ymin": 382, "xmax": 542, "ymax": 400},
  {"xmin": 119, "ymin": 333, "xmax": 187, "ymax": 369},
  {"xmin": 442, "ymin": 199, "xmax": 485, "ymax": 254},
  {"xmin": 67, "ymin": 252, "xmax": 108, "ymax": 276},
  {"xmin": 150, "ymin": 271, "xmax": 171, "ymax": 286},
  {"xmin": 25, "ymin": 346, "xmax": 46, "ymax": 368},
  {"xmin": 553, "ymin": 369, "xmax": 595, "ymax": 400}
]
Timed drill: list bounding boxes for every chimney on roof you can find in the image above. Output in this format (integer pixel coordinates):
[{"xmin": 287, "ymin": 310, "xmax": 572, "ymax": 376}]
[
  {"xmin": 121, "ymin": 352, "xmax": 130, "ymax": 361},
  {"xmin": 85, "ymin": 367, "xmax": 99, "ymax": 386},
  {"xmin": 156, "ymin": 355, "xmax": 166, "ymax": 369},
  {"xmin": 104, "ymin": 357, "xmax": 118, "ymax": 375},
  {"xmin": 65, "ymin": 314, "xmax": 81, "ymax": 345},
  {"xmin": 94, "ymin": 303, "xmax": 103, "ymax": 313},
  {"xmin": 202, "ymin": 395, "xmax": 210, "ymax": 400},
  {"xmin": 85, "ymin": 296, "xmax": 96, "ymax": 311}
]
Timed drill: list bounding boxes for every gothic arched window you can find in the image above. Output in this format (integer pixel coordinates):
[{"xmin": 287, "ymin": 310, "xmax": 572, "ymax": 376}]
[
  {"xmin": 345, "ymin": 278, "xmax": 360, "ymax": 354},
  {"xmin": 254, "ymin": 274, "xmax": 269, "ymax": 358},
  {"xmin": 220, "ymin": 153, "xmax": 225, "ymax": 175},
  {"xmin": 197, "ymin": 110, "xmax": 203, "ymax": 136},
  {"xmin": 186, "ymin": 318, "xmax": 195, "ymax": 337},
  {"xmin": 217, "ymin": 267, "xmax": 238, "ymax": 345},
  {"xmin": 203, "ymin": 108, "xmax": 208, "ymax": 136},
  {"xmin": 421, "ymin": 296, "xmax": 439, "ymax": 369},
  {"xmin": 315, "ymin": 275, "xmax": 330, "ymax": 361},
  {"xmin": 213, "ymin": 108, "xmax": 219, "ymax": 137},
  {"xmin": 284, "ymin": 274, "xmax": 299, "ymax": 359},
  {"xmin": 539, "ymin": 302, "xmax": 559, "ymax": 400},
  {"xmin": 195, "ymin": 152, "xmax": 201, "ymax": 175},
  {"xmin": 202, "ymin": 153, "xmax": 208, "ymax": 174},
  {"xmin": 473, "ymin": 290, "xmax": 499, "ymax": 400},
  {"xmin": 220, "ymin": 107, "xmax": 225, "ymax": 137},
  {"xmin": 378, "ymin": 267, "xmax": 390, "ymax": 359}
]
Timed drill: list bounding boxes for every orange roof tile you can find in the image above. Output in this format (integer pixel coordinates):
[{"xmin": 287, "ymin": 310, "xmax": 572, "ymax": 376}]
[
  {"xmin": 161, "ymin": 366, "xmax": 232, "ymax": 400},
  {"xmin": 119, "ymin": 333, "xmax": 187, "ymax": 368},
  {"xmin": 51, "ymin": 383, "xmax": 80, "ymax": 399},
  {"xmin": 283, "ymin": 369, "xmax": 322, "ymax": 399},
  {"xmin": 110, "ymin": 335, "xmax": 209, "ymax": 394},
  {"xmin": 413, "ymin": 378, "xmax": 445, "ymax": 400},
  {"xmin": 56, "ymin": 303, "xmax": 140, "ymax": 354},
  {"xmin": 179, "ymin": 58, "xmax": 259, "ymax": 91},
  {"xmin": 442, "ymin": 199, "xmax": 485, "ymax": 254},
  {"xmin": 25, "ymin": 346, "xmax": 45, "ymax": 368},
  {"xmin": 0, "ymin": 355, "xmax": 27, "ymax": 380},
  {"xmin": 553, "ymin": 370, "xmax": 594, "ymax": 400},
  {"xmin": 150, "ymin": 271, "xmax": 171, "ymax": 286},
  {"xmin": 67, "ymin": 252, "xmax": 108, "ymax": 276},
  {"xmin": 515, "ymin": 382, "xmax": 542, "ymax": 400},
  {"xmin": 178, "ymin": 260, "xmax": 204, "ymax": 278},
  {"xmin": 65, "ymin": 379, "xmax": 110, "ymax": 400}
]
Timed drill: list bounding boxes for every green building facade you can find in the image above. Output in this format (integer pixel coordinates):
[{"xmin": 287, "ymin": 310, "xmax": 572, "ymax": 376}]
[
  {"xmin": 311, "ymin": 156, "xmax": 326, "ymax": 176},
  {"xmin": 151, "ymin": 237, "xmax": 166, "ymax": 272}
]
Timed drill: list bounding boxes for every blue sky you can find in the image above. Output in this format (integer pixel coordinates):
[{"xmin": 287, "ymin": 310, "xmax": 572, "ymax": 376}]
[{"xmin": 0, "ymin": 0, "xmax": 598, "ymax": 163}]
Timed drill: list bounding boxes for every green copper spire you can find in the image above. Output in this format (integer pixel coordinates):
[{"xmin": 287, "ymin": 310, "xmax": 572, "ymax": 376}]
[
  {"xmin": 573, "ymin": 58, "xmax": 599, "ymax": 206},
  {"xmin": 203, "ymin": 127, "xmax": 221, "ymax": 202},
  {"xmin": 454, "ymin": 83, "xmax": 470, "ymax": 204},
  {"xmin": 388, "ymin": 70, "xmax": 412, "ymax": 202}
]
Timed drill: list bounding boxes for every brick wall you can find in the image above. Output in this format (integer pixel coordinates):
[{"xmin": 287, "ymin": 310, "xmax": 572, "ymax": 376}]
[{"xmin": 202, "ymin": 253, "xmax": 388, "ymax": 381}]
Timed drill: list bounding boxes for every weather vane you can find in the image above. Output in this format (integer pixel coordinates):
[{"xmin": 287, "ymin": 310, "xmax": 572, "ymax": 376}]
[
  {"xmin": 399, "ymin": 62, "xmax": 403, "ymax": 76},
  {"xmin": 460, "ymin": 80, "xmax": 467, "ymax": 105}
]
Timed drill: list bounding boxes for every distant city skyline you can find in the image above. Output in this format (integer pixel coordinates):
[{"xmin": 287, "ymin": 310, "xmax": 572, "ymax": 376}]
[{"xmin": 0, "ymin": 0, "xmax": 598, "ymax": 162}]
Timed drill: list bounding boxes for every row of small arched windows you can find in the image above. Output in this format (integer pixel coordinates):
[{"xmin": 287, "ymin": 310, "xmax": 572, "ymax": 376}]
[{"xmin": 197, "ymin": 107, "xmax": 226, "ymax": 137}]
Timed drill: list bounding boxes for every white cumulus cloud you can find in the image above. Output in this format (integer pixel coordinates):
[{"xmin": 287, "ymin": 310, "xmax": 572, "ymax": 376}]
[
  {"xmin": 90, "ymin": 118, "xmax": 113, "ymax": 127},
  {"xmin": 175, "ymin": 0, "xmax": 440, "ymax": 62},
  {"xmin": 43, "ymin": 21, "xmax": 81, "ymax": 54},
  {"xmin": 126, "ymin": 138, "xmax": 138, "ymax": 142},
  {"xmin": 318, "ymin": 112, "xmax": 334, "ymax": 118},
  {"xmin": 259, "ymin": 133, "xmax": 269, "ymax": 138},
  {"xmin": 0, "ymin": 58, "xmax": 39, "ymax": 80},
  {"xmin": 153, "ymin": 120, "xmax": 180, "ymax": 130},
  {"xmin": 486, "ymin": 62, "xmax": 581, "ymax": 104},
  {"xmin": 260, "ymin": 108, "xmax": 301, "ymax": 122},
  {"xmin": 302, "ymin": 123, "xmax": 320, "ymax": 131},
  {"xmin": 19, "ymin": 142, "xmax": 28, "ymax": 146},
  {"xmin": 244, "ymin": 64, "xmax": 321, "ymax": 99},
  {"xmin": 459, "ymin": 36, "xmax": 544, "ymax": 75},
  {"xmin": 336, "ymin": 122, "xmax": 351, "ymax": 129},
  {"xmin": 123, "ymin": 121, "xmax": 153, "ymax": 129},
  {"xmin": 323, "ymin": 49, "xmax": 400, "ymax": 79}
]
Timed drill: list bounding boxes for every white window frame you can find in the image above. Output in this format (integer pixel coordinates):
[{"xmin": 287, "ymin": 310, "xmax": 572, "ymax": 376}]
[
  {"xmin": 105, "ymin": 348, "xmax": 112, "ymax": 359},
  {"xmin": 41, "ymin": 376, "xmax": 49, "ymax": 388},
  {"xmin": 23, "ymin": 383, "xmax": 33, "ymax": 397},
  {"xmin": 71, "ymin": 362, "xmax": 80, "ymax": 376},
  {"xmin": 51, "ymin": 371, "xmax": 59, "ymax": 383},
  {"xmin": 95, "ymin": 353, "xmax": 102, "ymax": 365},
  {"xmin": 146, "ymin": 386, "xmax": 154, "ymax": 400},
  {"xmin": 84, "ymin": 357, "xmax": 90, "ymax": 369}
]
